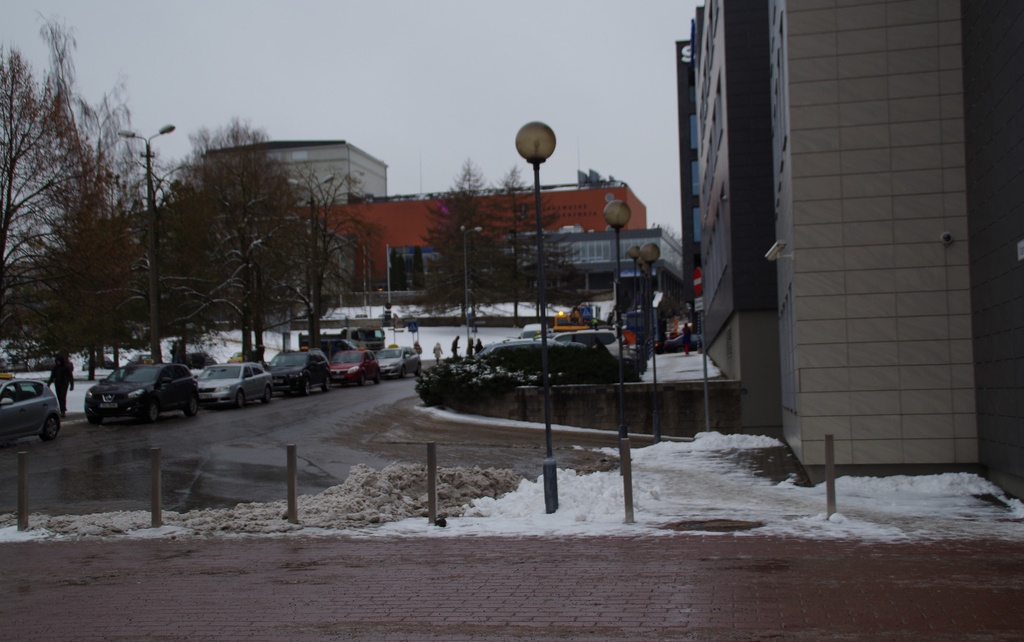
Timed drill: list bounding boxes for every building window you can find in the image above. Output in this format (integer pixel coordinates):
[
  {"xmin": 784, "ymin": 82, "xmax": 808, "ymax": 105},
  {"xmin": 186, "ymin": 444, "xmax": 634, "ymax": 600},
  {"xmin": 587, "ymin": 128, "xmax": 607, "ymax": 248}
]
[
  {"xmin": 692, "ymin": 208, "xmax": 701, "ymax": 243},
  {"xmin": 689, "ymin": 115, "xmax": 698, "ymax": 149},
  {"xmin": 691, "ymin": 160, "xmax": 700, "ymax": 194}
]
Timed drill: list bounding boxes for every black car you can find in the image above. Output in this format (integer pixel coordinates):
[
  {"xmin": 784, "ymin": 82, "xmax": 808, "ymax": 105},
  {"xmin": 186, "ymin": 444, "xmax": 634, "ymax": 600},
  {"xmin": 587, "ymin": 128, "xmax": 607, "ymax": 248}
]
[
  {"xmin": 267, "ymin": 349, "xmax": 331, "ymax": 395},
  {"xmin": 84, "ymin": 364, "xmax": 199, "ymax": 424}
]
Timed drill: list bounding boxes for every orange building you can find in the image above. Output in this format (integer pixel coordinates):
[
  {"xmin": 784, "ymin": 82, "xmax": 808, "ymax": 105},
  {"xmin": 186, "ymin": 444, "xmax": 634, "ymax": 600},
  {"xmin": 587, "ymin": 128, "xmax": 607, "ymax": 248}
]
[{"xmin": 332, "ymin": 182, "xmax": 647, "ymax": 284}]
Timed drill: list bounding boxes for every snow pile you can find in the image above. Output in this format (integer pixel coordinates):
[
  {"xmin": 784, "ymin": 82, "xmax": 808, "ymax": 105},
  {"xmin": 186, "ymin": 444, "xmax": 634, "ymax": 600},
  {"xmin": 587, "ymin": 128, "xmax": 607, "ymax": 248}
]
[{"xmin": 0, "ymin": 463, "xmax": 521, "ymax": 539}]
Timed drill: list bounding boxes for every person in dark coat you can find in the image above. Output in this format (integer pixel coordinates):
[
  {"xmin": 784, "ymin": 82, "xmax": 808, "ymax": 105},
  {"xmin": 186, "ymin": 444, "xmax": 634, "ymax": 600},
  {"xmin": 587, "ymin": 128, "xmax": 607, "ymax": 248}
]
[
  {"xmin": 475, "ymin": 338, "xmax": 483, "ymax": 355},
  {"xmin": 47, "ymin": 354, "xmax": 74, "ymax": 417},
  {"xmin": 451, "ymin": 336, "xmax": 460, "ymax": 359},
  {"xmin": 682, "ymin": 324, "xmax": 692, "ymax": 356}
]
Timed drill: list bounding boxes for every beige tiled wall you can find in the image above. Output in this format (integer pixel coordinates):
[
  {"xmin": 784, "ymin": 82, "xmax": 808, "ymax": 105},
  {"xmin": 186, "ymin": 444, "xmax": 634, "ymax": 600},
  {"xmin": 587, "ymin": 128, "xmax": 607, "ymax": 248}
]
[{"xmin": 783, "ymin": 0, "xmax": 975, "ymax": 468}]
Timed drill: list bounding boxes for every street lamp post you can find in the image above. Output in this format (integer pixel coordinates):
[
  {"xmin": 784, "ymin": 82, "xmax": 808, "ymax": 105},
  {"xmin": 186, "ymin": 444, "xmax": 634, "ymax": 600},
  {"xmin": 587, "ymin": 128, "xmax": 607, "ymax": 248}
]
[
  {"xmin": 515, "ymin": 121, "xmax": 557, "ymax": 514},
  {"xmin": 461, "ymin": 225, "xmax": 482, "ymax": 351},
  {"xmin": 603, "ymin": 200, "xmax": 632, "ymax": 442},
  {"xmin": 119, "ymin": 124, "xmax": 175, "ymax": 363},
  {"xmin": 640, "ymin": 242, "xmax": 662, "ymax": 443}
]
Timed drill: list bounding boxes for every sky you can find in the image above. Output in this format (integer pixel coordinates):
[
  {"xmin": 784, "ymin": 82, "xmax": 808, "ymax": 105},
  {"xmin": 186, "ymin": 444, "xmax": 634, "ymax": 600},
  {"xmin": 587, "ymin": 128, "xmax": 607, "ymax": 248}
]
[
  {"xmin": 1, "ymin": 0, "xmax": 702, "ymax": 232},
  {"xmin": 4, "ymin": 320, "xmax": 1024, "ymax": 543}
]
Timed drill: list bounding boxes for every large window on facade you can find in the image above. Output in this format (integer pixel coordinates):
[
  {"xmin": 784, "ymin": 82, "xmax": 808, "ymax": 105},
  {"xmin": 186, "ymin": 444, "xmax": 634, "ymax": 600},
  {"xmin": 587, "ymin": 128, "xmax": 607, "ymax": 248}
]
[
  {"xmin": 692, "ymin": 208, "xmax": 701, "ymax": 243},
  {"xmin": 691, "ymin": 161, "xmax": 700, "ymax": 194}
]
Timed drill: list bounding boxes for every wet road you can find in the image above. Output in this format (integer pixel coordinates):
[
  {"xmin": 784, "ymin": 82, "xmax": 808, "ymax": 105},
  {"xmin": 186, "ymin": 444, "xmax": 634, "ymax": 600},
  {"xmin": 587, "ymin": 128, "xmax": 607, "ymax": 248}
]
[
  {"xmin": 0, "ymin": 379, "xmax": 413, "ymax": 515},
  {"xmin": 0, "ymin": 377, "xmax": 624, "ymax": 516}
]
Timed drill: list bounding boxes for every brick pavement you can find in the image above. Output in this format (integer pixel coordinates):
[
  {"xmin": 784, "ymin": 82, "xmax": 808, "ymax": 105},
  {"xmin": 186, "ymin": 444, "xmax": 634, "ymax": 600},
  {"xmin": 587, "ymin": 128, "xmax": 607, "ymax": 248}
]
[{"xmin": 3, "ymin": 534, "xmax": 1024, "ymax": 640}]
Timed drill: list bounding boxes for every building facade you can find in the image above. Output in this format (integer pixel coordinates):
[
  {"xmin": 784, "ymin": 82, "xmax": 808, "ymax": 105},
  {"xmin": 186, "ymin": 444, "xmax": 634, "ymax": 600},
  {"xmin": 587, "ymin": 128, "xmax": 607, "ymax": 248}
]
[
  {"xmin": 693, "ymin": 1, "xmax": 784, "ymax": 437},
  {"xmin": 961, "ymin": 2, "xmax": 1024, "ymax": 497}
]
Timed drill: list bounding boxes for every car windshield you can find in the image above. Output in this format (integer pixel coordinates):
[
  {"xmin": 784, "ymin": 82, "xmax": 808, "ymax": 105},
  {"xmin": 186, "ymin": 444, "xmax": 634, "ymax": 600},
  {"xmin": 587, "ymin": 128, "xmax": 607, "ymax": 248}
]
[
  {"xmin": 200, "ymin": 366, "xmax": 240, "ymax": 380},
  {"xmin": 377, "ymin": 349, "xmax": 401, "ymax": 359},
  {"xmin": 106, "ymin": 366, "xmax": 160, "ymax": 383},
  {"xmin": 269, "ymin": 353, "xmax": 306, "ymax": 367},
  {"xmin": 331, "ymin": 352, "xmax": 361, "ymax": 364}
]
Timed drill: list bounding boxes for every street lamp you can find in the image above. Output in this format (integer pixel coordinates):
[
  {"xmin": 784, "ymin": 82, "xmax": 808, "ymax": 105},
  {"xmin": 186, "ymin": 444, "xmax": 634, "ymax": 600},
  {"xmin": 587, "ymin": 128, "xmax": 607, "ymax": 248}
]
[
  {"xmin": 119, "ymin": 124, "xmax": 175, "ymax": 363},
  {"xmin": 626, "ymin": 245, "xmax": 642, "ymax": 375},
  {"xmin": 461, "ymin": 225, "xmax": 482, "ymax": 352},
  {"xmin": 640, "ymin": 242, "xmax": 662, "ymax": 443},
  {"xmin": 515, "ymin": 121, "xmax": 558, "ymax": 514},
  {"xmin": 603, "ymin": 200, "xmax": 632, "ymax": 441}
]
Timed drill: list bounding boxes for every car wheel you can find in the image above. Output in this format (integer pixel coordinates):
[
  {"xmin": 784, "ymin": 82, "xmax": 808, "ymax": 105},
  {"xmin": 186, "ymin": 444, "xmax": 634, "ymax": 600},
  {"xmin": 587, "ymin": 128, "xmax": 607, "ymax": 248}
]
[
  {"xmin": 184, "ymin": 394, "xmax": 199, "ymax": 417},
  {"xmin": 399, "ymin": 365, "xmax": 406, "ymax": 378},
  {"xmin": 86, "ymin": 414, "xmax": 103, "ymax": 425},
  {"xmin": 261, "ymin": 386, "xmax": 272, "ymax": 404},
  {"xmin": 39, "ymin": 415, "xmax": 60, "ymax": 441},
  {"xmin": 300, "ymin": 376, "xmax": 312, "ymax": 396},
  {"xmin": 143, "ymin": 399, "xmax": 160, "ymax": 423},
  {"xmin": 234, "ymin": 389, "xmax": 245, "ymax": 409},
  {"xmin": 356, "ymin": 372, "xmax": 365, "ymax": 386},
  {"xmin": 321, "ymin": 375, "xmax": 330, "ymax": 393}
]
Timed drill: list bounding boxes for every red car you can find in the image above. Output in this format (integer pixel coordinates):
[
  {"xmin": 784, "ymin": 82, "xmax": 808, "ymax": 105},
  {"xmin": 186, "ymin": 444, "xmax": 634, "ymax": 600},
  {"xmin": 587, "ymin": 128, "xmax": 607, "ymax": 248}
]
[{"xmin": 329, "ymin": 350, "xmax": 381, "ymax": 386}]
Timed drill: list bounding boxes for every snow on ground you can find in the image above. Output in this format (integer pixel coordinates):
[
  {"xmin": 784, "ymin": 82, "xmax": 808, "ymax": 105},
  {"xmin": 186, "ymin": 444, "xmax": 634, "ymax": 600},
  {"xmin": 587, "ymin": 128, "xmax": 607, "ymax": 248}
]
[
  {"xmin": 2, "ymin": 430, "xmax": 1021, "ymax": 544},
  {"xmin": 5, "ymin": 315, "xmax": 1019, "ymax": 544}
]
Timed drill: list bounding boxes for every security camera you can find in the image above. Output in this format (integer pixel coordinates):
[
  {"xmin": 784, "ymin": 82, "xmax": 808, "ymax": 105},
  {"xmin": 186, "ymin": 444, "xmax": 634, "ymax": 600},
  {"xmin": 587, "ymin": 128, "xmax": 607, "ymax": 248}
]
[
  {"xmin": 765, "ymin": 240, "xmax": 787, "ymax": 261},
  {"xmin": 940, "ymin": 231, "xmax": 953, "ymax": 247}
]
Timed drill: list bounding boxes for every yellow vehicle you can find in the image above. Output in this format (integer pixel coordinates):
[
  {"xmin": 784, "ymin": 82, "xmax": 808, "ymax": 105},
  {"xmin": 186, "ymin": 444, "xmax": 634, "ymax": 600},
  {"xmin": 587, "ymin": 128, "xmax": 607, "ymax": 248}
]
[{"xmin": 552, "ymin": 305, "xmax": 593, "ymax": 332}]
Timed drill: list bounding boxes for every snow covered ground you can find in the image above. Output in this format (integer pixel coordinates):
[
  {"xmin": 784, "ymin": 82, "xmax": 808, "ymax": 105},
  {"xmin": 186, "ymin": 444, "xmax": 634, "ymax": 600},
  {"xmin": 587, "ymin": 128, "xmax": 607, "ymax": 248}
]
[{"xmin": 4, "ymin": 312, "xmax": 1022, "ymax": 544}]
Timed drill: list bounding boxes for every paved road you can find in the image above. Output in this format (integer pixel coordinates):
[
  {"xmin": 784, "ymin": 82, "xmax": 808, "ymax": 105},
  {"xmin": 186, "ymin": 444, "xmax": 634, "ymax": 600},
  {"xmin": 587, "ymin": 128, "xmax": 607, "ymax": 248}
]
[{"xmin": 3, "ymin": 534, "xmax": 1023, "ymax": 640}]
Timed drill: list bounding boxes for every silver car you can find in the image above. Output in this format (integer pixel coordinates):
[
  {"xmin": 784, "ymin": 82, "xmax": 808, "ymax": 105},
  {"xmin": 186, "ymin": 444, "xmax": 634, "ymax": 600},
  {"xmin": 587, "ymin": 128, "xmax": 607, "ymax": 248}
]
[
  {"xmin": 0, "ymin": 377, "xmax": 61, "ymax": 442},
  {"xmin": 197, "ymin": 362, "xmax": 273, "ymax": 408},
  {"xmin": 376, "ymin": 347, "xmax": 422, "ymax": 379}
]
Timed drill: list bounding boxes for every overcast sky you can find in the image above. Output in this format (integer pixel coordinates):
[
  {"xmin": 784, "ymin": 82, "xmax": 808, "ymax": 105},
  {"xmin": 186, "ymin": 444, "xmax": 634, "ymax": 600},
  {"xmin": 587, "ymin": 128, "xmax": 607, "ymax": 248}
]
[{"xmin": 3, "ymin": 1, "xmax": 701, "ymax": 232}]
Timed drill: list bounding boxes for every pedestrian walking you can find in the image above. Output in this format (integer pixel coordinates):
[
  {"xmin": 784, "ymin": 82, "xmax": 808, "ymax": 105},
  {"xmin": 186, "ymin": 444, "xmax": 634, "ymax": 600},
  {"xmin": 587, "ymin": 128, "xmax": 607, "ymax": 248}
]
[
  {"xmin": 451, "ymin": 336, "xmax": 460, "ymax": 359},
  {"xmin": 47, "ymin": 354, "xmax": 74, "ymax": 417},
  {"xmin": 682, "ymin": 324, "xmax": 692, "ymax": 356},
  {"xmin": 433, "ymin": 342, "xmax": 443, "ymax": 362}
]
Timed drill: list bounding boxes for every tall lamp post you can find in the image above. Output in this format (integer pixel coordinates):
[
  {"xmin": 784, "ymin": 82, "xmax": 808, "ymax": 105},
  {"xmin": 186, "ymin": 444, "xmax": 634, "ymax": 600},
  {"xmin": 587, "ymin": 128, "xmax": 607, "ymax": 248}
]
[
  {"xmin": 603, "ymin": 200, "xmax": 632, "ymax": 441},
  {"xmin": 640, "ymin": 242, "xmax": 662, "ymax": 443},
  {"xmin": 119, "ymin": 124, "xmax": 175, "ymax": 363},
  {"xmin": 461, "ymin": 225, "xmax": 482, "ymax": 351},
  {"xmin": 515, "ymin": 121, "xmax": 557, "ymax": 514},
  {"xmin": 627, "ymin": 245, "xmax": 642, "ymax": 375}
]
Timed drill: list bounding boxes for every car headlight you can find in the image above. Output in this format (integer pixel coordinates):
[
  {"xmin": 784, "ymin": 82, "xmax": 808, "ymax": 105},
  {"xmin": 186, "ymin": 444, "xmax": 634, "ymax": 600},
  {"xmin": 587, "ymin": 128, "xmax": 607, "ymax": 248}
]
[
  {"xmin": 86, "ymin": 389, "xmax": 94, "ymax": 399},
  {"xmin": 215, "ymin": 385, "xmax": 231, "ymax": 394},
  {"xmin": 347, "ymin": 366, "xmax": 360, "ymax": 374},
  {"xmin": 127, "ymin": 388, "xmax": 145, "ymax": 399}
]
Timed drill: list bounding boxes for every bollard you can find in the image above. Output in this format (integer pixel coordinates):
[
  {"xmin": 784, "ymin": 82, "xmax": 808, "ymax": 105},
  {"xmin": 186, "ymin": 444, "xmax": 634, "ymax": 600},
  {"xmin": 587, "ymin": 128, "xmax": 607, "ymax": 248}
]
[
  {"xmin": 427, "ymin": 442, "xmax": 437, "ymax": 525},
  {"xmin": 825, "ymin": 434, "xmax": 836, "ymax": 518},
  {"xmin": 150, "ymin": 447, "xmax": 162, "ymax": 528},
  {"xmin": 18, "ymin": 452, "xmax": 28, "ymax": 532},
  {"xmin": 287, "ymin": 444, "xmax": 298, "ymax": 524},
  {"xmin": 620, "ymin": 438, "xmax": 635, "ymax": 524}
]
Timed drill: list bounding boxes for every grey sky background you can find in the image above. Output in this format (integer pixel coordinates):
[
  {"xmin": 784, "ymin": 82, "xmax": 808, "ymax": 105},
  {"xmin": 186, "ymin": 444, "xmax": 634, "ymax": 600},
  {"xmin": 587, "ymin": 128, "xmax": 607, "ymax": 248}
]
[{"xmin": 2, "ymin": 1, "xmax": 701, "ymax": 232}]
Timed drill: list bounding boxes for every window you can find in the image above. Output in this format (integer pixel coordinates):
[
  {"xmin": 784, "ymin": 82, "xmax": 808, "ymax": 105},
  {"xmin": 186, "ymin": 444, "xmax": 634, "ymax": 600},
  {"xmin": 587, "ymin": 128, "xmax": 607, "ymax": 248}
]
[
  {"xmin": 691, "ymin": 161, "xmax": 700, "ymax": 194},
  {"xmin": 689, "ymin": 115, "xmax": 698, "ymax": 149},
  {"xmin": 692, "ymin": 208, "xmax": 701, "ymax": 243}
]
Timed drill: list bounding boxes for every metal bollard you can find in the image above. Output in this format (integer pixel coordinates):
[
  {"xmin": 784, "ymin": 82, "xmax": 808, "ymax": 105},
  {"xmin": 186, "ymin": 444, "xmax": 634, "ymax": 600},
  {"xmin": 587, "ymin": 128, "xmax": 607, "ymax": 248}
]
[
  {"xmin": 427, "ymin": 442, "xmax": 438, "ymax": 525},
  {"xmin": 287, "ymin": 444, "xmax": 298, "ymax": 524},
  {"xmin": 18, "ymin": 452, "xmax": 28, "ymax": 531},
  {"xmin": 620, "ymin": 438, "xmax": 635, "ymax": 524},
  {"xmin": 825, "ymin": 434, "xmax": 836, "ymax": 518},
  {"xmin": 151, "ymin": 447, "xmax": 162, "ymax": 528}
]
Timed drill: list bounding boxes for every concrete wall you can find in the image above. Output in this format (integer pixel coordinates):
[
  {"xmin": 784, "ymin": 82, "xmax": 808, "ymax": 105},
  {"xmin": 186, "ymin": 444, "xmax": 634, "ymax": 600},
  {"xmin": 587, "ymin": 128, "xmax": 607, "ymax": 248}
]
[{"xmin": 445, "ymin": 380, "xmax": 749, "ymax": 439}]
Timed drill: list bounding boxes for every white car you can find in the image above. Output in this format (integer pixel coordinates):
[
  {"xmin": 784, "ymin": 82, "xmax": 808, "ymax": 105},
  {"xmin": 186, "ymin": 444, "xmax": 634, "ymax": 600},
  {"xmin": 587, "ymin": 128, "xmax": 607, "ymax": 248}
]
[
  {"xmin": 0, "ymin": 376, "xmax": 61, "ymax": 441},
  {"xmin": 196, "ymin": 362, "xmax": 273, "ymax": 408}
]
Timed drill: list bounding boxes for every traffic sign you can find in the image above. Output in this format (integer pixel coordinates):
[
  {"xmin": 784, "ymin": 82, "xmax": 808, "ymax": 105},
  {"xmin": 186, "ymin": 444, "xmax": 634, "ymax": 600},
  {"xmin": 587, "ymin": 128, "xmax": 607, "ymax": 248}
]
[
  {"xmin": 407, "ymin": 321, "xmax": 418, "ymax": 333},
  {"xmin": 693, "ymin": 267, "xmax": 703, "ymax": 297},
  {"xmin": 580, "ymin": 305, "xmax": 593, "ymax": 320},
  {"xmin": 694, "ymin": 296, "xmax": 704, "ymax": 312}
]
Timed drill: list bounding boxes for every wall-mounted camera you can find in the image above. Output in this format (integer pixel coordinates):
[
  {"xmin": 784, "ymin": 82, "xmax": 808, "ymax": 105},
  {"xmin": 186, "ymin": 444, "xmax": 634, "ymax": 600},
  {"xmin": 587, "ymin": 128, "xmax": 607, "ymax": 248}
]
[
  {"xmin": 940, "ymin": 231, "xmax": 953, "ymax": 247},
  {"xmin": 765, "ymin": 240, "xmax": 790, "ymax": 261}
]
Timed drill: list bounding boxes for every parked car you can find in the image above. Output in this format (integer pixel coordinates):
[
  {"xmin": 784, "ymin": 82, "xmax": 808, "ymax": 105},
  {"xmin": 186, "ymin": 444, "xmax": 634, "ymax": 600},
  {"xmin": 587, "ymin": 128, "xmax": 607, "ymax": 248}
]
[
  {"xmin": 267, "ymin": 349, "xmax": 331, "ymax": 395},
  {"xmin": 226, "ymin": 352, "xmax": 244, "ymax": 363},
  {"xmin": 0, "ymin": 376, "xmax": 61, "ymax": 442},
  {"xmin": 84, "ymin": 364, "xmax": 199, "ymax": 424},
  {"xmin": 376, "ymin": 347, "xmax": 421, "ymax": 379},
  {"xmin": 660, "ymin": 332, "xmax": 702, "ymax": 354},
  {"xmin": 557, "ymin": 329, "xmax": 626, "ymax": 358},
  {"xmin": 129, "ymin": 353, "xmax": 156, "ymax": 365},
  {"xmin": 329, "ymin": 350, "xmax": 381, "ymax": 386},
  {"xmin": 476, "ymin": 338, "xmax": 587, "ymax": 358},
  {"xmin": 197, "ymin": 362, "xmax": 272, "ymax": 408}
]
